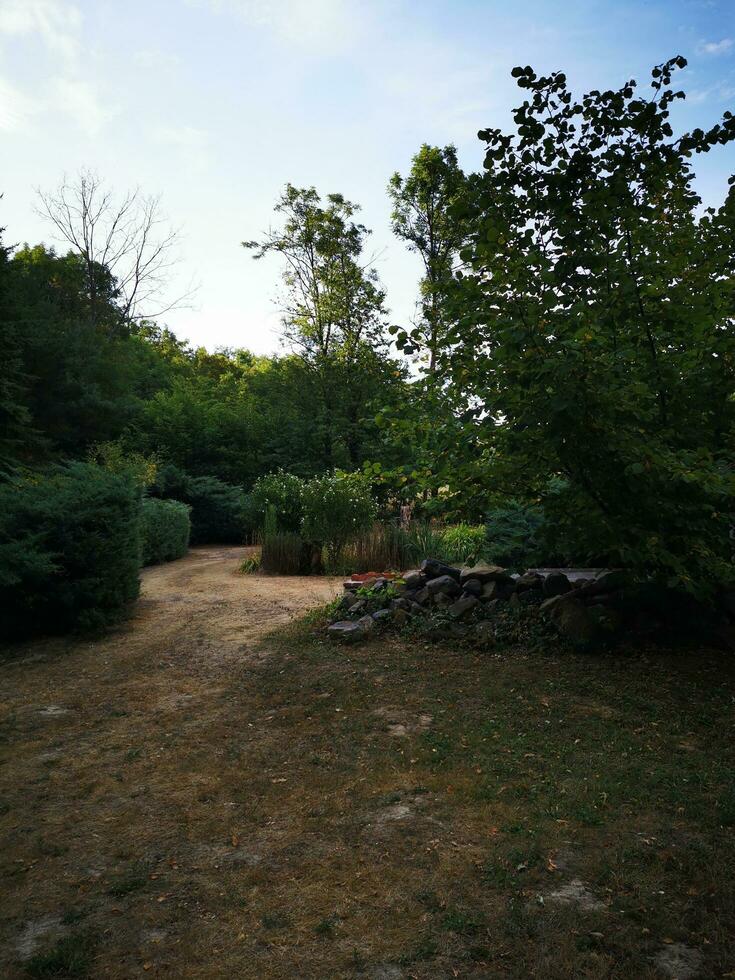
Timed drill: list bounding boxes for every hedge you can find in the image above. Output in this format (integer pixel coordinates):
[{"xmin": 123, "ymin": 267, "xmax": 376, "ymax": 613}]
[
  {"xmin": 152, "ymin": 465, "xmax": 250, "ymax": 544},
  {"xmin": 0, "ymin": 463, "xmax": 141, "ymax": 640},
  {"xmin": 140, "ymin": 497, "xmax": 190, "ymax": 566}
]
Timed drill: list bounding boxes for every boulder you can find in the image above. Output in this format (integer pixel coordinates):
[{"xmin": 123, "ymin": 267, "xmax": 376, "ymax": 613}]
[
  {"xmin": 326, "ymin": 621, "xmax": 366, "ymax": 643},
  {"xmin": 482, "ymin": 580, "xmax": 511, "ymax": 601},
  {"xmin": 460, "ymin": 564, "xmax": 510, "ymax": 584},
  {"xmin": 414, "ymin": 586, "xmax": 431, "ymax": 605},
  {"xmin": 550, "ymin": 597, "xmax": 598, "ymax": 646},
  {"xmin": 403, "ymin": 570, "xmax": 425, "ymax": 590},
  {"xmin": 348, "ymin": 599, "xmax": 367, "ymax": 616},
  {"xmin": 426, "ymin": 575, "xmax": 461, "ymax": 598},
  {"xmin": 373, "ymin": 577, "xmax": 390, "ymax": 592},
  {"xmin": 390, "ymin": 597, "xmax": 410, "ymax": 611},
  {"xmin": 393, "ymin": 608, "xmax": 409, "ymax": 627},
  {"xmin": 515, "ymin": 571, "xmax": 543, "ymax": 592},
  {"xmin": 409, "ymin": 601, "xmax": 425, "ymax": 616},
  {"xmin": 434, "ymin": 592, "xmax": 453, "ymax": 608},
  {"xmin": 539, "ymin": 593, "xmax": 573, "ymax": 615},
  {"xmin": 542, "ymin": 571, "xmax": 572, "ymax": 597},
  {"xmin": 462, "ymin": 578, "xmax": 483, "ymax": 597},
  {"xmin": 449, "ymin": 594, "xmax": 479, "ymax": 619},
  {"xmin": 577, "ymin": 568, "xmax": 627, "ymax": 597},
  {"xmin": 372, "ymin": 608, "xmax": 393, "ymax": 624},
  {"xmin": 421, "ymin": 558, "xmax": 461, "ymax": 581},
  {"xmin": 357, "ymin": 614, "xmax": 376, "ymax": 633}
]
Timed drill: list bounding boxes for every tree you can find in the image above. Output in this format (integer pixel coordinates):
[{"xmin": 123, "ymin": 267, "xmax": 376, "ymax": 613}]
[
  {"xmin": 434, "ymin": 58, "xmax": 735, "ymax": 594},
  {"xmin": 0, "ymin": 225, "xmax": 34, "ymax": 475},
  {"xmin": 244, "ymin": 184, "xmax": 395, "ymax": 468},
  {"xmin": 37, "ymin": 169, "xmax": 192, "ymax": 326},
  {"xmin": 388, "ymin": 145, "xmax": 466, "ymax": 373}
]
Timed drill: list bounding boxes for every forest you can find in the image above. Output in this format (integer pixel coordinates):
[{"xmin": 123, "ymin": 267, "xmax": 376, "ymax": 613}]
[{"xmin": 1, "ymin": 57, "xmax": 734, "ymax": 639}]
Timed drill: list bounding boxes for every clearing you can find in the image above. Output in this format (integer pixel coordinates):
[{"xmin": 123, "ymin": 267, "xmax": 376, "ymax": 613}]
[{"xmin": 2, "ymin": 547, "xmax": 735, "ymax": 978}]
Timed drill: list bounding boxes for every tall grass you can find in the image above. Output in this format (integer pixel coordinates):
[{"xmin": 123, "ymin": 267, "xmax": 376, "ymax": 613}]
[
  {"xmin": 260, "ymin": 532, "xmax": 306, "ymax": 574},
  {"xmin": 329, "ymin": 523, "xmax": 410, "ymax": 575}
]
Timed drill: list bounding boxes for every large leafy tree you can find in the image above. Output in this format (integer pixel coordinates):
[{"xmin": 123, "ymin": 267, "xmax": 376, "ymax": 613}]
[
  {"xmin": 435, "ymin": 58, "xmax": 735, "ymax": 594},
  {"xmin": 244, "ymin": 184, "xmax": 400, "ymax": 469},
  {"xmin": 389, "ymin": 144, "xmax": 466, "ymax": 374}
]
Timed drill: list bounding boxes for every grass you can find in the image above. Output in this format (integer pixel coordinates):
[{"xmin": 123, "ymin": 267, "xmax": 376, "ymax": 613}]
[{"xmin": 2, "ymin": 578, "xmax": 735, "ymax": 978}]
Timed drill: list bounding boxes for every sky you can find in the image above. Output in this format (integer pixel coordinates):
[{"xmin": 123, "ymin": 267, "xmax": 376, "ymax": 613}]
[{"xmin": 1, "ymin": 0, "xmax": 734, "ymax": 354}]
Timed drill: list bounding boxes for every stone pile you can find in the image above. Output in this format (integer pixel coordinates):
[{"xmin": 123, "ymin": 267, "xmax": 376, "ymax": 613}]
[{"xmin": 327, "ymin": 558, "xmax": 631, "ymax": 646}]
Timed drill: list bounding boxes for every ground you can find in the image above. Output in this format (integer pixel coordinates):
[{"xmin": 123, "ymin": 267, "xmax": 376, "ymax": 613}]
[{"xmin": 1, "ymin": 547, "xmax": 735, "ymax": 979}]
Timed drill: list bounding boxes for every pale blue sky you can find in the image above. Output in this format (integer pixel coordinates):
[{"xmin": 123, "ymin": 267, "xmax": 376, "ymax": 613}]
[{"xmin": 1, "ymin": 0, "xmax": 733, "ymax": 352}]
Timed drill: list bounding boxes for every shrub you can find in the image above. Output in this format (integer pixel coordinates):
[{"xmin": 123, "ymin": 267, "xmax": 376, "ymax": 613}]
[
  {"xmin": 251, "ymin": 470, "xmax": 305, "ymax": 532},
  {"xmin": 140, "ymin": 497, "xmax": 190, "ymax": 566},
  {"xmin": 485, "ymin": 501, "xmax": 546, "ymax": 569},
  {"xmin": 302, "ymin": 471, "xmax": 377, "ymax": 569},
  {"xmin": 152, "ymin": 465, "xmax": 249, "ymax": 544},
  {"xmin": 0, "ymin": 462, "xmax": 141, "ymax": 640}
]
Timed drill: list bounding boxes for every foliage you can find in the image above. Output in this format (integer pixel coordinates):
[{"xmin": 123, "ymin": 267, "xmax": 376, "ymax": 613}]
[
  {"xmin": 151, "ymin": 465, "xmax": 249, "ymax": 544},
  {"xmin": 0, "ymin": 462, "xmax": 141, "ymax": 640},
  {"xmin": 389, "ymin": 145, "xmax": 467, "ymax": 373},
  {"xmin": 434, "ymin": 58, "xmax": 735, "ymax": 596},
  {"xmin": 301, "ymin": 471, "xmax": 377, "ymax": 566},
  {"xmin": 239, "ymin": 552, "xmax": 261, "ymax": 574},
  {"xmin": 439, "ymin": 523, "xmax": 486, "ymax": 565},
  {"xmin": 485, "ymin": 501, "xmax": 547, "ymax": 569},
  {"xmin": 88, "ymin": 439, "xmax": 158, "ymax": 488},
  {"xmin": 251, "ymin": 470, "xmax": 305, "ymax": 532},
  {"xmin": 140, "ymin": 497, "xmax": 191, "ymax": 565}
]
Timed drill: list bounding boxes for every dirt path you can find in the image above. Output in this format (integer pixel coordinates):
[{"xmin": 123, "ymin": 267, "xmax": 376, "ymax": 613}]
[{"xmin": 0, "ymin": 548, "xmax": 343, "ymax": 979}]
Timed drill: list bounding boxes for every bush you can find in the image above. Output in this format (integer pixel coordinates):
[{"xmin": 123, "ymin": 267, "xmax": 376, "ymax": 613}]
[
  {"xmin": 251, "ymin": 470, "xmax": 305, "ymax": 532},
  {"xmin": 0, "ymin": 462, "xmax": 141, "ymax": 640},
  {"xmin": 485, "ymin": 501, "xmax": 547, "ymax": 570},
  {"xmin": 140, "ymin": 498, "xmax": 190, "ymax": 566},
  {"xmin": 152, "ymin": 465, "xmax": 249, "ymax": 544},
  {"xmin": 302, "ymin": 471, "xmax": 377, "ymax": 569}
]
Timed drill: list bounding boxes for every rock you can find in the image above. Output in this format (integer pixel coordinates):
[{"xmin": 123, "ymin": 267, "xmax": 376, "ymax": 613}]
[
  {"xmin": 550, "ymin": 597, "xmax": 598, "ymax": 646},
  {"xmin": 409, "ymin": 601, "xmax": 425, "ymax": 616},
  {"xmin": 372, "ymin": 609, "xmax": 393, "ymax": 624},
  {"xmin": 433, "ymin": 593, "xmax": 453, "ymax": 608},
  {"xmin": 414, "ymin": 586, "xmax": 431, "ymax": 605},
  {"xmin": 462, "ymin": 578, "xmax": 482, "ymax": 597},
  {"xmin": 542, "ymin": 571, "xmax": 572, "ymax": 597},
  {"xmin": 449, "ymin": 594, "xmax": 479, "ymax": 619},
  {"xmin": 343, "ymin": 580, "xmax": 360, "ymax": 593},
  {"xmin": 473, "ymin": 621, "xmax": 496, "ymax": 645},
  {"xmin": 449, "ymin": 623, "xmax": 470, "ymax": 639},
  {"xmin": 393, "ymin": 608, "xmax": 409, "ymax": 627},
  {"xmin": 460, "ymin": 563, "xmax": 510, "ymax": 584},
  {"xmin": 357, "ymin": 614, "xmax": 376, "ymax": 633},
  {"xmin": 390, "ymin": 597, "xmax": 410, "ymax": 611},
  {"xmin": 426, "ymin": 575, "xmax": 461, "ymax": 597},
  {"xmin": 373, "ymin": 577, "xmax": 390, "ymax": 592},
  {"xmin": 482, "ymin": 580, "xmax": 511, "ymax": 601},
  {"xmin": 348, "ymin": 599, "xmax": 367, "ymax": 616},
  {"xmin": 421, "ymin": 558, "xmax": 461, "ymax": 581},
  {"xmin": 327, "ymin": 621, "xmax": 366, "ymax": 643},
  {"xmin": 403, "ymin": 570, "xmax": 424, "ymax": 590},
  {"xmin": 515, "ymin": 571, "xmax": 543, "ymax": 591},
  {"xmin": 587, "ymin": 605, "xmax": 622, "ymax": 634},
  {"xmin": 509, "ymin": 592, "xmax": 521, "ymax": 608},
  {"xmin": 539, "ymin": 593, "xmax": 573, "ymax": 615},
  {"xmin": 577, "ymin": 568, "xmax": 627, "ymax": 597}
]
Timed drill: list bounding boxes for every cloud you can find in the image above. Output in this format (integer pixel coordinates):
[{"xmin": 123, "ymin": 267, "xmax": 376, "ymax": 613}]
[
  {"xmin": 52, "ymin": 76, "xmax": 115, "ymax": 135},
  {"xmin": 188, "ymin": 0, "xmax": 369, "ymax": 51},
  {"xmin": 0, "ymin": 75, "xmax": 40, "ymax": 130},
  {"xmin": 0, "ymin": 0, "xmax": 81, "ymax": 62},
  {"xmin": 697, "ymin": 37, "xmax": 733, "ymax": 56},
  {"xmin": 154, "ymin": 125, "xmax": 212, "ymax": 171}
]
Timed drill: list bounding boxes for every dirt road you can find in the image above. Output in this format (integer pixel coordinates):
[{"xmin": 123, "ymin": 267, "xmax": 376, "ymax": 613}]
[{"xmin": 0, "ymin": 548, "xmax": 343, "ymax": 978}]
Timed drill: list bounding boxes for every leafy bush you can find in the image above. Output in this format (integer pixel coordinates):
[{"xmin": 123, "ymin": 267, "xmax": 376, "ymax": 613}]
[
  {"xmin": 302, "ymin": 471, "xmax": 377, "ymax": 568},
  {"xmin": 140, "ymin": 497, "xmax": 190, "ymax": 566},
  {"xmin": 0, "ymin": 462, "xmax": 141, "ymax": 640},
  {"xmin": 251, "ymin": 470, "xmax": 305, "ymax": 532},
  {"xmin": 152, "ymin": 465, "xmax": 249, "ymax": 544},
  {"xmin": 485, "ymin": 501, "xmax": 546, "ymax": 569}
]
